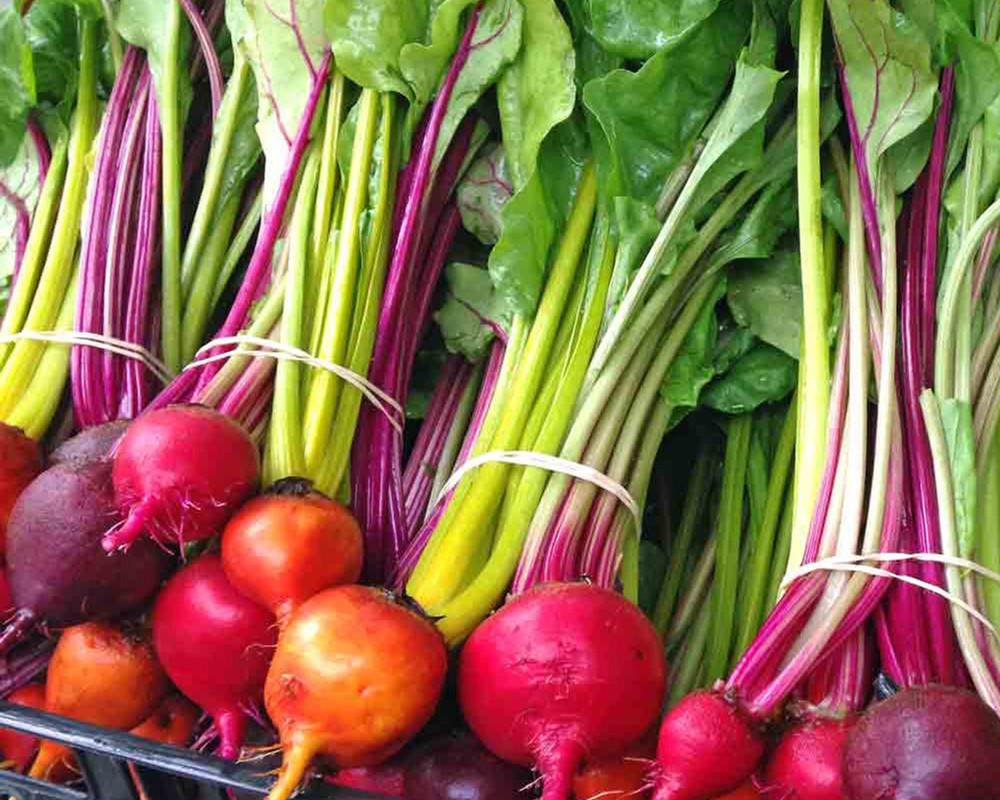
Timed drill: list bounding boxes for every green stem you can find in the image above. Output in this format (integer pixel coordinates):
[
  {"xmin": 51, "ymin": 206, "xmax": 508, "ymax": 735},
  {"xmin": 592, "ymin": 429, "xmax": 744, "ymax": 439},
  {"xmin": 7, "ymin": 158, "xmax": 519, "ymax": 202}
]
[
  {"xmin": 0, "ymin": 138, "xmax": 68, "ymax": 367},
  {"xmin": 788, "ymin": 0, "xmax": 829, "ymax": 576},
  {"xmin": 265, "ymin": 147, "xmax": 321, "ymax": 483},
  {"xmin": 409, "ymin": 165, "xmax": 599, "ymax": 619},
  {"xmin": 316, "ymin": 96, "xmax": 399, "ymax": 497},
  {"xmin": 212, "ymin": 192, "xmax": 263, "ymax": 308},
  {"xmin": 922, "ymin": 390, "xmax": 1000, "ymax": 709},
  {"xmin": 669, "ymin": 599, "xmax": 713, "ymax": 706},
  {"xmin": 652, "ymin": 450, "xmax": 714, "ymax": 637},
  {"xmin": 978, "ymin": 428, "xmax": 1000, "ymax": 634},
  {"xmin": 310, "ymin": 72, "xmax": 345, "ymax": 274},
  {"xmin": 302, "ymin": 90, "xmax": 380, "ymax": 476},
  {"xmin": 180, "ymin": 56, "xmax": 253, "ymax": 300},
  {"xmin": 667, "ymin": 537, "xmax": 716, "ymax": 650},
  {"xmin": 181, "ymin": 192, "xmax": 241, "ymax": 362},
  {"xmin": 0, "ymin": 21, "xmax": 99, "ymax": 421},
  {"xmin": 159, "ymin": 0, "xmax": 186, "ymax": 373},
  {"xmin": 705, "ymin": 414, "xmax": 753, "ymax": 683},
  {"xmin": 765, "ymin": 496, "xmax": 795, "ymax": 610},
  {"xmin": 735, "ymin": 397, "xmax": 797, "ymax": 655}
]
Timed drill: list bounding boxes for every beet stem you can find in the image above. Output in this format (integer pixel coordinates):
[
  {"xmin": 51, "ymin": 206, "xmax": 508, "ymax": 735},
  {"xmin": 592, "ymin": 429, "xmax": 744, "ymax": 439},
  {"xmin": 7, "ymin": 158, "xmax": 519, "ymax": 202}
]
[{"xmin": 0, "ymin": 610, "xmax": 35, "ymax": 658}]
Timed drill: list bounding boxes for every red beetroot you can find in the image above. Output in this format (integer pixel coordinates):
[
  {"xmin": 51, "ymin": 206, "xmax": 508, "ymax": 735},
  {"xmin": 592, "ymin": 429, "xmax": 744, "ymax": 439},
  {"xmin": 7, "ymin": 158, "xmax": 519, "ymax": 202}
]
[
  {"xmin": 104, "ymin": 405, "xmax": 259, "ymax": 552},
  {"xmin": 0, "ymin": 423, "xmax": 43, "ymax": 557},
  {"xmin": 712, "ymin": 783, "xmax": 763, "ymax": 799},
  {"xmin": 48, "ymin": 420, "xmax": 129, "ymax": 467},
  {"xmin": 652, "ymin": 691, "xmax": 766, "ymax": 800},
  {"xmin": 764, "ymin": 716, "xmax": 852, "ymax": 800},
  {"xmin": 264, "ymin": 586, "xmax": 447, "ymax": 800},
  {"xmin": 152, "ymin": 556, "xmax": 277, "ymax": 759},
  {"xmin": 403, "ymin": 730, "xmax": 533, "ymax": 800},
  {"xmin": 327, "ymin": 763, "xmax": 406, "ymax": 797},
  {"xmin": 221, "ymin": 479, "xmax": 363, "ymax": 622},
  {"xmin": 1, "ymin": 461, "xmax": 169, "ymax": 654},
  {"xmin": 844, "ymin": 685, "xmax": 1000, "ymax": 800},
  {"xmin": 458, "ymin": 583, "xmax": 667, "ymax": 800},
  {"xmin": 0, "ymin": 683, "xmax": 45, "ymax": 771}
]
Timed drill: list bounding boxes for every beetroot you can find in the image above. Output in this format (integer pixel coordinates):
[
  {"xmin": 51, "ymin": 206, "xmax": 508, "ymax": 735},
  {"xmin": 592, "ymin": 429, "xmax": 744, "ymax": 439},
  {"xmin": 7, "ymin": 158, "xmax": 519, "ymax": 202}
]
[
  {"xmin": 843, "ymin": 685, "xmax": 1000, "ymax": 800},
  {"xmin": 764, "ymin": 716, "xmax": 852, "ymax": 800},
  {"xmin": 458, "ymin": 583, "xmax": 667, "ymax": 800},
  {"xmin": 0, "ymin": 461, "xmax": 169, "ymax": 654},
  {"xmin": 403, "ymin": 730, "xmax": 533, "ymax": 800},
  {"xmin": 264, "ymin": 586, "xmax": 447, "ymax": 800},
  {"xmin": 48, "ymin": 420, "xmax": 129, "ymax": 467},
  {"xmin": 327, "ymin": 763, "xmax": 406, "ymax": 797},
  {"xmin": 104, "ymin": 406, "xmax": 259, "ymax": 551},
  {"xmin": 652, "ymin": 691, "xmax": 766, "ymax": 800},
  {"xmin": 152, "ymin": 555, "xmax": 277, "ymax": 759}
]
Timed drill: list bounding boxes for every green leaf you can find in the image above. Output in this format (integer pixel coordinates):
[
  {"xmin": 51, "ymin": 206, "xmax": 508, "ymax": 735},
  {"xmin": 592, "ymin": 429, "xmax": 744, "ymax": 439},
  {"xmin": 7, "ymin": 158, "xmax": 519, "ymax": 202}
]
[
  {"xmin": 117, "ymin": 0, "xmax": 194, "ymax": 130},
  {"xmin": 434, "ymin": 261, "xmax": 513, "ymax": 361},
  {"xmin": 496, "ymin": 0, "xmax": 574, "ymax": 190},
  {"xmin": 215, "ymin": 56, "xmax": 262, "ymax": 211},
  {"xmin": 727, "ymin": 246, "xmax": 803, "ymax": 359},
  {"xmin": 684, "ymin": 55, "xmax": 785, "ymax": 213},
  {"xmin": 939, "ymin": 5, "xmax": 1000, "ymax": 178},
  {"xmin": 661, "ymin": 279, "xmax": 725, "ymax": 424},
  {"xmin": 827, "ymin": 0, "xmax": 938, "ymax": 188},
  {"xmin": 821, "ymin": 173, "xmax": 848, "ymax": 240},
  {"xmin": 587, "ymin": 0, "xmax": 721, "ymax": 60},
  {"xmin": 712, "ymin": 321, "xmax": 757, "ymax": 375},
  {"xmin": 487, "ymin": 108, "xmax": 589, "ymax": 316},
  {"xmin": 561, "ymin": 0, "xmax": 623, "ymax": 88},
  {"xmin": 940, "ymin": 398, "xmax": 977, "ymax": 559},
  {"xmin": 708, "ymin": 179, "xmax": 797, "ymax": 273},
  {"xmin": 23, "ymin": 1, "xmax": 79, "ymax": 124},
  {"xmin": 325, "ymin": 0, "xmax": 428, "ymax": 98},
  {"xmin": 0, "ymin": 130, "xmax": 43, "ymax": 287},
  {"xmin": 429, "ymin": 0, "xmax": 523, "ymax": 171},
  {"xmin": 702, "ymin": 342, "xmax": 797, "ymax": 414},
  {"xmin": 456, "ymin": 141, "xmax": 513, "ymax": 245},
  {"xmin": 582, "ymin": 1, "xmax": 750, "ymax": 207},
  {"xmin": 606, "ymin": 197, "xmax": 661, "ymax": 313},
  {"xmin": 398, "ymin": 0, "xmax": 476, "ymax": 111},
  {"xmin": 0, "ymin": 6, "xmax": 35, "ymax": 165},
  {"xmin": 227, "ymin": 0, "xmax": 330, "ymax": 205}
]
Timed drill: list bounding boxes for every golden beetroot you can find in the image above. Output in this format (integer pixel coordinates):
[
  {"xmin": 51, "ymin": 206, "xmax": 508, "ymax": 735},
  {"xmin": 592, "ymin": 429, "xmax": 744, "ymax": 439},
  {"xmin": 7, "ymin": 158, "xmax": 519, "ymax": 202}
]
[
  {"xmin": 129, "ymin": 695, "xmax": 200, "ymax": 748},
  {"xmin": 264, "ymin": 586, "xmax": 447, "ymax": 800},
  {"xmin": 29, "ymin": 621, "xmax": 170, "ymax": 780},
  {"xmin": 221, "ymin": 479, "xmax": 363, "ymax": 622}
]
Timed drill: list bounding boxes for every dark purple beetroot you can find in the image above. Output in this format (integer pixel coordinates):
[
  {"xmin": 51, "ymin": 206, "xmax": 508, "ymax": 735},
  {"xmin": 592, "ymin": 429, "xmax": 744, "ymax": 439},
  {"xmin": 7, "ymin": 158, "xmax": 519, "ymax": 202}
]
[
  {"xmin": 843, "ymin": 685, "xmax": 1000, "ymax": 800},
  {"xmin": 48, "ymin": 421, "xmax": 129, "ymax": 467},
  {"xmin": 1, "ymin": 460, "xmax": 170, "ymax": 652},
  {"xmin": 403, "ymin": 730, "xmax": 534, "ymax": 800}
]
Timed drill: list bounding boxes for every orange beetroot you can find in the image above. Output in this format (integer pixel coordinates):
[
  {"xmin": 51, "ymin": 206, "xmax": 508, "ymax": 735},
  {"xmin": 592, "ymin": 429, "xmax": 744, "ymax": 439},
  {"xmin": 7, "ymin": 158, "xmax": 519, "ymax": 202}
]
[
  {"xmin": 29, "ymin": 621, "xmax": 170, "ymax": 780},
  {"xmin": 129, "ymin": 695, "xmax": 200, "ymax": 748},
  {"xmin": 263, "ymin": 585, "xmax": 447, "ymax": 800},
  {"xmin": 221, "ymin": 479, "xmax": 363, "ymax": 622},
  {"xmin": 0, "ymin": 423, "xmax": 42, "ymax": 556},
  {"xmin": 0, "ymin": 683, "xmax": 45, "ymax": 771},
  {"xmin": 574, "ymin": 734, "xmax": 656, "ymax": 800}
]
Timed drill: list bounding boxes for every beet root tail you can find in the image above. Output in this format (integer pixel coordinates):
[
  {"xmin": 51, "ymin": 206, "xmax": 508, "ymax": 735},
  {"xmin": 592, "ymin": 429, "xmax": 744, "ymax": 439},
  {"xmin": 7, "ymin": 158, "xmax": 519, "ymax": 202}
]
[
  {"xmin": 0, "ymin": 609, "xmax": 36, "ymax": 658},
  {"xmin": 102, "ymin": 500, "xmax": 153, "ymax": 552},
  {"xmin": 29, "ymin": 741, "xmax": 73, "ymax": 781},
  {"xmin": 536, "ymin": 736, "xmax": 586, "ymax": 800},
  {"xmin": 265, "ymin": 736, "xmax": 320, "ymax": 800},
  {"xmin": 215, "ymin": 709, "xmax": 247, "ymax": 761}
]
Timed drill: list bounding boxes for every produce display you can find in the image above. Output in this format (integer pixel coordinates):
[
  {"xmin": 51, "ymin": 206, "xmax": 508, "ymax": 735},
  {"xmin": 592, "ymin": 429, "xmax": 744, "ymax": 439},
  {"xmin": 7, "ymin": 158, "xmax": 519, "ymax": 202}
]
[{"xmin": 3, "ymin": 0, "xmax": 1000, "ymax": 799}]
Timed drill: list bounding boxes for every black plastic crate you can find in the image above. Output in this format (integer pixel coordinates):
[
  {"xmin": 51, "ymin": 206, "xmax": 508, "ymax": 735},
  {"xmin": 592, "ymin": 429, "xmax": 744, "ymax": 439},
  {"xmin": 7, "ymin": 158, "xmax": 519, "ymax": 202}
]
[{"xmin": 0, "ymin": 702, "xmax": 392, "ymax": 800}]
